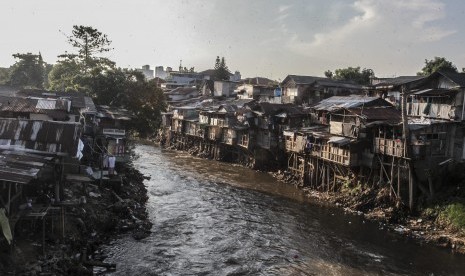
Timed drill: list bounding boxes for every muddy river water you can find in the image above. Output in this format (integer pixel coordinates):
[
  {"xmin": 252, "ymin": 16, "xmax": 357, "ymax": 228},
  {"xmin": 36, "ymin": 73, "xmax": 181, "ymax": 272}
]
[{"xmin": 104, "ymin": 144, "xmax": 465, "ymax": 275}]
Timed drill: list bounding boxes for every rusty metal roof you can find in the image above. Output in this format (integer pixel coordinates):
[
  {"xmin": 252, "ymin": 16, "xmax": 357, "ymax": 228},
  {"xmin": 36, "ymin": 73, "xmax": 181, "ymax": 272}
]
[
  {"xmin": 311, "ymin": 95, "xmax": 392, "ymax": 112},
  {"xmin": 0, "ymin": 118, "xmax": 82, "ymax": 156},
  {"xmin": 16, "ymin": 89, "xmax": 97, "ymax": 113},
  {"xmin": 345, "ymin": 107, "xmax": 402, "ymax": 121},
  {"xmin": 0, "ymin": 96, "xmax": 69, "ymax": 120},
  {"xmin": 0, "ymin": 150, "xmax": 53, "ymax": 184}
]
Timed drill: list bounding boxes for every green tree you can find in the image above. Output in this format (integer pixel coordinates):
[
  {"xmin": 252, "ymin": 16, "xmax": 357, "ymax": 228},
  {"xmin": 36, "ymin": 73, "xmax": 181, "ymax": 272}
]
[
  {"xmin": 213, "ymin": 56, "xmax": 230, "ymax": 81},
  {"xmin": 326, "ymin": 66, "xmax": 374, "ymax": 85},
  {"xmin": 417, "ymin": 57, "xmax": 458, "ymax": 76},
  {"xmin": 9, "ymin": 53, "xmax": 46, "ymax": 88},
  {"xmin": 49, "ymin": 25, "xmax": 166, "ymax": 137},
  {"xmin": 324, "ymin": 70, "xmax": 333, "ymax": 79},
  {"xmin": 48, "ymin": 55, "xmax": 84, "ymax": 92},
  {"xmin": 65, "ymin": 25, "xmax": 113, "ymax": 70},
  {"xmin": 0, "ymin": 67, "xmax": 10, "ymax": 85},
  {"xmin": 111, "ymin": 70, "xmax": 166, "ymax": 137},
  {"xmin": 50, "ymin": 25, "xmax": 116, "ymax": 95}
]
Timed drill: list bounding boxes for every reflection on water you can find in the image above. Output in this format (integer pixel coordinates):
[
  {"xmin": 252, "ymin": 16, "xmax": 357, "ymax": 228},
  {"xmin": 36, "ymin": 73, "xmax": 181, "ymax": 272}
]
[{"xmin": 104, "ymin": 145, "xmax": 465, "ymax": 275}]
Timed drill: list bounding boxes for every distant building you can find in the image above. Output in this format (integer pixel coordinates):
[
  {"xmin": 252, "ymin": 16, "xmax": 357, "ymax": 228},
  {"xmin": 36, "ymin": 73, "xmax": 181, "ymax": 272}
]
[
  {"xmin": 213, "ymin": 81, "xmax": 236, "ymax": 97},
  {"xmin": 198, "ymin": 69, "xmax": 241, "ymax": 82},
  {"xmin": 281, "ymin": 75, "xmax": 366, "ymax": 104},
  {"xmin": 136, "ymin": 65, "xmax": 154, "ymax": 80},
  {"xmin": 155, "ymin": 66, "xmax": 169, "ymax": 80}
]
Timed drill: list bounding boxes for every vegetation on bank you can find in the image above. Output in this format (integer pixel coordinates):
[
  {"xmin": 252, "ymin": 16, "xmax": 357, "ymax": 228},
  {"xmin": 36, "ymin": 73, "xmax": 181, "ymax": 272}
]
[{"xmin": 423, "ymin": 202, "xmax": 465, "ymax": 234}]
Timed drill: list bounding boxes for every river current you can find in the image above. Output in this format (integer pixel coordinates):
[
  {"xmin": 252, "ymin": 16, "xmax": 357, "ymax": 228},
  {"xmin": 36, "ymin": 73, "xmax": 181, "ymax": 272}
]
[{"xmin": 104, "ymin": 144, "xmax": 465, "ymax": 275}]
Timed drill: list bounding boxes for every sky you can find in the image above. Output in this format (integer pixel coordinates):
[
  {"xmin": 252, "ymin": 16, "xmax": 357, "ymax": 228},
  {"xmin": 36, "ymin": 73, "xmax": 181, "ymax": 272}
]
[{"xmin": 1, "ymin": 0, "xmax": 465, "ymax": 80}]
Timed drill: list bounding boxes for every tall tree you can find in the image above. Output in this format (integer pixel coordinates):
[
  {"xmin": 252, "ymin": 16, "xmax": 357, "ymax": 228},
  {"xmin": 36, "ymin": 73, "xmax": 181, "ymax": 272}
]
[
  {"xmin": 213, "ymin": 56, "xmax": 230, "ymax": 81},
  {"xmin": 417, "ymin": 57, "xmax": 458, "ymax": 76},
  {"xmin": 9, "ymin": 53, "xmax": 46, "ymax": 88},
  {"xmin": 65, "ymin": 25, "xmax": 113, "ymax": 70},
  {"xmin": 326, "ymin": 66, "xmax": 374, "ymax": 85},
  {"xmin": 49, "ymin": 25, "xmax": 166, "ymax": 137},
  {"xmin": 50, "ymin": 25, "xmax": 115, "ymax": 94}
]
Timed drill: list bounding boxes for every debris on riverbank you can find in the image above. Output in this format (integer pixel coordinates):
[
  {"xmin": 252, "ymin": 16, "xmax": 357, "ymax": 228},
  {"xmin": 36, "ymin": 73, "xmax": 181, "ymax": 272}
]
[{"xmin": 1, "ymin": 162, "xmax": 152, "ymax": 275}]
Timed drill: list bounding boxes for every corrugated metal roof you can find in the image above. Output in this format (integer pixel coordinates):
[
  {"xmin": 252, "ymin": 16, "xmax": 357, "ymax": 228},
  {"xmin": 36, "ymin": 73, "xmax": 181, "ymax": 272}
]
[
  {"xmin": 411, "ymin": 89, "xmax": 455, "ymax": 96},
  {"xmin": 436, "ymin": 71, "xmax": 465, "ymax": 87},
  {"xmin": 164, "ymin": 87, "xmax": 198, "ymax": 95},
  {"xmin": 0, "ymin": 150, "xmax": 53, "ymax": 184},
  {"xmin": 311, "ymin": 95, "xmax": 390, "ymax": 111},
  {"xmin": 0, "ymin": 96, "xmax": 69, "ymax": 120},
  {"xmin": 16, "ymin": 89, "xmax": 97, "ymax": 112},
  {"xmin": 282, "ymin": 75, "xmax": 326, "ymax": 85},
  {"xmin": 346, "ymin": 107, "xmax": 402, "ymax": 121},
  {"xmin": 313, "ymin": 79, "xmax": 364, "ymax": 90},
  {"xmin": 83, "ymin": 97, "xmax": 97, "ymax": 113},
  {"xmin": 373, "ymin": 76, "xmax": 425, "ymax": 88},
  {"xmin": 0, "ymin": 119, "xmax": 81, "ymax": 156}
]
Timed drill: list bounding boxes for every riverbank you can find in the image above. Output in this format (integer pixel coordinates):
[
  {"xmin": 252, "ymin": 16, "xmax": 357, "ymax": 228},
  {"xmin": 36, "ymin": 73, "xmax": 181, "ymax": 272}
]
[
  {"xmin": 1, "ymin": 161, "xmax": 152, "ymax": 275},
  {"xmin": 271, "ymin": 169, "xmax": 465, "ymax": 255}
]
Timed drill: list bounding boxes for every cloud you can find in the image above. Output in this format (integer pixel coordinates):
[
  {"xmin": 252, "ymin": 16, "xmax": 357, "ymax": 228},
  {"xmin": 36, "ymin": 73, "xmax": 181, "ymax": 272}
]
[
  {"xmin": 279, "ymin": 5, "xmax": 291, "ymax": 13},
  {"xmin": 284, "ymin": 0, "xmax": 455, "ymax": 61}
]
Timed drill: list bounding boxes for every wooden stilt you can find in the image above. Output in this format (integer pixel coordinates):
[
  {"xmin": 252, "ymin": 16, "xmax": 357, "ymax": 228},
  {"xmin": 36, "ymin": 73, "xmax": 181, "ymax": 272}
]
[{"xmin": 409, "ymin": 163, "xmax": 414, "ymax": 210}]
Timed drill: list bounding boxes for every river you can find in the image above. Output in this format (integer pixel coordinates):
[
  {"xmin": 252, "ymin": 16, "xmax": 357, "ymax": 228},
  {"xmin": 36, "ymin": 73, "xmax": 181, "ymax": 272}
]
[{"xmin": 103, "ymin": 144, "xmax": 465, "ymax": 275}]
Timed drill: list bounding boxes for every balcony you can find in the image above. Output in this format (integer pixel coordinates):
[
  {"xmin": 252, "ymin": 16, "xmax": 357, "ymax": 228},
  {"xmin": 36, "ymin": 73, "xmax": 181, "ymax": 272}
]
[
  {"xmin": 374, "ymin": 138, "xmax": 405, "ymax": 157},
  {"xmin": 317, "ymin": 145, "xmax": 352, "ymax": 166}
]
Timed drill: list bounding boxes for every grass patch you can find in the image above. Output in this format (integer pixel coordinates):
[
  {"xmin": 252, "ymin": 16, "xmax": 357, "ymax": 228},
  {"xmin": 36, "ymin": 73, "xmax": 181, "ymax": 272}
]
[{"xmin": 438, "ymin": 203, "xmax": 465, "ymax": 233}]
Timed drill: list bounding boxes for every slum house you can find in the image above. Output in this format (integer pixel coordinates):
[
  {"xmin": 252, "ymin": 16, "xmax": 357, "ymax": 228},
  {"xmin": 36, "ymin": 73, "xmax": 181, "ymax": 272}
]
[
  {"xmin": 370, "ymin": 73, "xmax": 463, "ymax": 179},
  {"xmin": 308, "ymin": 95, "xmax": 393, "ymax": 125},
  {"xmin": 281, "ymin": 75, "xmax": 366, "ymax": 105},
  {"xmin": 160, "ymin": 111, "xmax": 174, "ymax": 145},
  {"xmin": 15, "ymin": 89, "xmax": 98, "ymax": 127},
  {"xmin": 370, "ymin": 71, "xmax": 465, "ymax": 207},
  {"xmin": 200, "ymin": 80, "xmax": 214, "ymax": 97},
  {"xmin": 236, "ymin": 77, "xmax": 278, "ymax": 100},
  {"xmin": 236, "ymin": 83, "xmax": 275, "ymax": 99},
  {"xmin": 195, "ymin": 100, "xmax": 255, "ymax": 161},
  {"xmin": 0, "ymin": 118, "xmax": 83, "ymax": 248},
  {"xmin": 201, "ymin": 104, "xmax": 238, "ymax": 160},
  {"xmin": 248, "ymin": 102, "xmax": 307, "ymax": 168},
  {"xmin": 92, "ymin": 105, "xmax": 132, "ymax": 164},
  {"xmin": 213, "ymin": 81, "xmax": 237, "ymax": 98},
  {"xmin": 0, "ymin": 96, "xmax": 70, "ymax": 121},
  {"xmin": 164, "ymin": 87, "xmax": 199, "ymax": 104},
  {"xmin": 366, "ymin": 70, "xmax": 465, "ymax": 207},
  {"xmin": 233, "ymin": 106, "xmax": 255, "ymax": 150},
  {"xmin": 283, "ymin": 95, "xmax": 399, "ymax": 190},
  {"xmin": 370, "ymin": 76, "xmax": 425, "ymax": 107},
  {"xmin": 368, "ymin": 115, "xmax": 463, "ymax": 209},
  {"xmin": 170, "ymin": 106, "xmax": 199, "ymax": 149}
]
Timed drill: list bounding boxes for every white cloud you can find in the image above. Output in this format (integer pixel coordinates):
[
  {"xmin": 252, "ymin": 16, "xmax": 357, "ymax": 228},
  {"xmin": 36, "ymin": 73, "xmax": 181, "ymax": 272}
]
[
  {"xmin": 275, "ymin": 0, "xmax": 457, "ymax": 75},
  {"xmin": 279, "ymin": 5, "xmax": 291, "ymax": 13}
]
